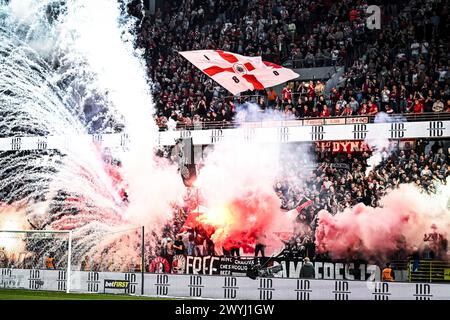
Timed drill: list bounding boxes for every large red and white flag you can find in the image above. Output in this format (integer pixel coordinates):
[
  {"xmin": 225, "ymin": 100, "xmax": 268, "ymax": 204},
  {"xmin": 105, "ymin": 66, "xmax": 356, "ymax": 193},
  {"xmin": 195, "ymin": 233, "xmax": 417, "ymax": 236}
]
[{"xmin": 179, "ymin": 50, "xmax": 299, "ymax": 95}]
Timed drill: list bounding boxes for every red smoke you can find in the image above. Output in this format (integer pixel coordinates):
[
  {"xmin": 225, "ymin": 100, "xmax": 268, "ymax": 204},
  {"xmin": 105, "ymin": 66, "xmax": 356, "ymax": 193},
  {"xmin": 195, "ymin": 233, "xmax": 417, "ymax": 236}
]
[
  {"xmin": 183, "ymin": 190, "xmax": 293, "ymax": 254},
  {"xmin": 104, "ymin": 161, "xmax": 128, "ymax": 200},
  {"xmin": 43, "ymin": 155, "xmax": 128, "ymax": 231}
]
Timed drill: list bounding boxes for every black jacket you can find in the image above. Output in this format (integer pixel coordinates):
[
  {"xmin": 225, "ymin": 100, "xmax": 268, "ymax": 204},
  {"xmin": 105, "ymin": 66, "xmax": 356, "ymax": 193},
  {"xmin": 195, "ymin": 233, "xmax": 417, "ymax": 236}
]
[{"xmin": 300, "ymin": 262, "xmax": 316, "ymax": 278}]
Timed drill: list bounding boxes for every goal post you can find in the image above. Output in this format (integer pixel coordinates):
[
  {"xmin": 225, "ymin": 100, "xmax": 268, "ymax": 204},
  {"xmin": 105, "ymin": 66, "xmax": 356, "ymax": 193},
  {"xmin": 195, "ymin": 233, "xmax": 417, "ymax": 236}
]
[{"xmin": 0, "ymin": 229, "xmax": 73, "ymax": 293}]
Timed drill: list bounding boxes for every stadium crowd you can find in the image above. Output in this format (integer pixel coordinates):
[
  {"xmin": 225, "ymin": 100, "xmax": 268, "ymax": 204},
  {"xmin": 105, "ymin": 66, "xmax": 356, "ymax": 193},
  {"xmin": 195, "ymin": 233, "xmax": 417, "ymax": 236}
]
[
  {"xmin": 84, "ymin": 0, "xmax": 450, "ymax": 270},
  {"xmin": 127, "ymin": 0, "xmax": 449, "ymax": 129}
]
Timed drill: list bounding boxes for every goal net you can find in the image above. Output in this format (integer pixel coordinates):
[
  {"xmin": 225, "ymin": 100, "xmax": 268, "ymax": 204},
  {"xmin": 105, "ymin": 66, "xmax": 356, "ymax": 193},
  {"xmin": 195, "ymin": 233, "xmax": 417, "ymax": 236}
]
[{"xmin": 0, "ymin": 230, "xmax": 73, "ymax": 293}]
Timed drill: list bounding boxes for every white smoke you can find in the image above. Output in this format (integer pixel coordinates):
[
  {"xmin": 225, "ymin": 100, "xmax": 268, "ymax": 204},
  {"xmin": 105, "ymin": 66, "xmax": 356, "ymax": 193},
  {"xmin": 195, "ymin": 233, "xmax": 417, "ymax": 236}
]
[
  {"xmin": 235, "ymin": 101, "xmax": 296, "ymax": 123},
  {"xmin": 55, "ymin": 0, "xmax": 185, "ymax": 225},
  {"xmin": 8, "ymin": 0, "xmax": 42, "ymax": 25},
  {"xmin": 365, "ymin": 112, "xmax": 405, "ymax": 175},
  {"xmin": 198, "ymin": 137, "xmax": 281, "ymax": 204},
  {"xmin": 316, "ymin": 177, "xmax": 450, "ymax": 261},
  {"xmin": 167, "ymin": 118, "xmax": 177, "ymax": 131}
]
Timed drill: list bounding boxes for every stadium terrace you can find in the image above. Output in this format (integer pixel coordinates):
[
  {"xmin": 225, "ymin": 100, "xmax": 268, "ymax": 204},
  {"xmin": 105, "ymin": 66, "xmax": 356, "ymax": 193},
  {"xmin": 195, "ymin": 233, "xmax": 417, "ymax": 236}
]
[{"xmin": 0, "ymin": 0, "xmax": 449, "ymax": 301}]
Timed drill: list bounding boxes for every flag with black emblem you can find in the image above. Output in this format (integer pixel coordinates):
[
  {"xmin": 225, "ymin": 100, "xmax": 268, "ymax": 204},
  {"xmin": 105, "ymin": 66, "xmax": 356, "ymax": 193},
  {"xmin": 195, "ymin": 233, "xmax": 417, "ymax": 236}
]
[{"xmin": 179, "ymin": 50, "xmax": 299, "ymax": 95}]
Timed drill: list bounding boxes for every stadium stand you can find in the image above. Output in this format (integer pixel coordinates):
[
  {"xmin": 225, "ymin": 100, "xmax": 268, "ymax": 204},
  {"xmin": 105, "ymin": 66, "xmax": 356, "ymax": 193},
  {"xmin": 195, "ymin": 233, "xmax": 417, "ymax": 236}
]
[
  {"xmin": 0, "ymin": 0, "xmax": 448, "ymax": 277},
  {"xmin": 146, "ymin": 139, "xmax": 448, "ymax": 273},
  {"xmin": 127, "ymin": 0, "xmax": 449, "ymax": 130}
]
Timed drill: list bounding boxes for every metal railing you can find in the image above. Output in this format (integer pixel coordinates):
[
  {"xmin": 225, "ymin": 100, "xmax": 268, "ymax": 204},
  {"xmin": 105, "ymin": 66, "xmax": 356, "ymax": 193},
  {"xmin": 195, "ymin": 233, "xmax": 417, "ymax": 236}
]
[
  {"xmin": 407, "ymin": 259, "xmax": 450, "ymax": 283},
  {"xmin": 284, "ymin": 57, "xmax": 343, "ymax": 69},
  {"xmin": 159, "ymin": 112, "xmax": 450, "ymax": 131}
]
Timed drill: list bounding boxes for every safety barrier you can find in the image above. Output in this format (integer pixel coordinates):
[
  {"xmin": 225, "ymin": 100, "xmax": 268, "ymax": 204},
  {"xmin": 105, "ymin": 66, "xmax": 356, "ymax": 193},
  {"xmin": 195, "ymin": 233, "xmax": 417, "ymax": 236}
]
[
  {"xmin": 285, "ymin": 57, "xmax": 343, "ymax": 69},
  {"xmin": 1, "ymin": 268, "xmax": 449, "ymax": 300},
  {"xmin": 162, "ymin": 112, "xmax": 450, "ymax": 131},
  {"xmin": 407, "ymin": 260, "xmax": 450, "ymax": 283}
]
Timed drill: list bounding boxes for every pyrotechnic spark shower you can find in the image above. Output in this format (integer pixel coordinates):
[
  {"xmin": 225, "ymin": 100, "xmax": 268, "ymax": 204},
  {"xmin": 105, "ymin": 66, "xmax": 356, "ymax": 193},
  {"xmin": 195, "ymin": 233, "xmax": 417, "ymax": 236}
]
[{"xmin": 0, "ymin": 0, "xmax": 184, "ymax": 268}]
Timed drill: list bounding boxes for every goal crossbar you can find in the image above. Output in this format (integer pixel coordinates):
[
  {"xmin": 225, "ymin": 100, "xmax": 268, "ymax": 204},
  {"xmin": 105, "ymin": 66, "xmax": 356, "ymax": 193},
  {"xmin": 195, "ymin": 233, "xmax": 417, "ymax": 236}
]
[
  {"xmin": 0, "ymin": 229, "xmax": 73, "ymax": 293},
  {"xmin": 0, "ymin": 230, "xmax": 70, "ymax": 234}
]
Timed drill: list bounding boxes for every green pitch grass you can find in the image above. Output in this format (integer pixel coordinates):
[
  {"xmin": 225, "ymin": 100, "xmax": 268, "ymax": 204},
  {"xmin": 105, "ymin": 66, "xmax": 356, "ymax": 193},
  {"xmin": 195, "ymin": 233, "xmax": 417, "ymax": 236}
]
[{"xmin": 0, "ymin": 288, "xmax": 175, "ymax": 300}]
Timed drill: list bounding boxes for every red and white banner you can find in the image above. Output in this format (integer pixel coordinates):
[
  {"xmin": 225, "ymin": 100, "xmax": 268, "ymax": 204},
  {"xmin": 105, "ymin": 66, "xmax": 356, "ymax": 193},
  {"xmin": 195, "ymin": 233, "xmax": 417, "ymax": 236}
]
[
  {"xmin": 398, "ymin": 139, "xmax": 416, "ymax": 150},
  {"xmin": 261, "ymin": 121, "xmax": 285, "ymax": 128},
  {"xmin": 316, "ymin": 139, "xmax": 417, "ymax": 153},
  {"xmin": 325, "ymin": 118, "xmax": 346, "ymax": 125},
  {"xmin": 179, "ymin": 50, "xmax": 299, "ymax": 95},
  {"xmin": 303, "ymin": 119, "xmax": 325, "ymax": 125},
  {"xmin": 315, "ymin": 141, "xmax": 372, "ymax": 153},
  {"xmin": 345, "ymin": 117, "xmax": 369, "ymax": 124}
]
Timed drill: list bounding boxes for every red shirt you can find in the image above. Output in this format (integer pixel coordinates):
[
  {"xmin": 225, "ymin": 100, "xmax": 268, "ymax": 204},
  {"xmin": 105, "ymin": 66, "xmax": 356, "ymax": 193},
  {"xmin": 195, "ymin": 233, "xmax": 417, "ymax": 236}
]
[
  {"xmin": 308, "ymin": 84, "xmax": 315, "ymax": 99},
  {"xmin": 406, "ymin": 98, "xmax": 413, "ymax": 110},
  {"xmin": 358, "ymin": 106, "xmax": 368, "ymax": 115},
  {"xmin": 342, "ymin": 106, "xmax": 353, "ymax": 116},
  {"xmin": 413, "ymin": 102, "xmax": 424, "ymax": 113},
  {"xmin": 368, "ymin": 104, "xmax": 378, "ymax": 115},
  {"xmin": 362, "ymin": 82, "xmax": 370, "ymax": 93},
  {"xmin": 320, "ymin": 109, "xmax": 330, "ymax": 117}
]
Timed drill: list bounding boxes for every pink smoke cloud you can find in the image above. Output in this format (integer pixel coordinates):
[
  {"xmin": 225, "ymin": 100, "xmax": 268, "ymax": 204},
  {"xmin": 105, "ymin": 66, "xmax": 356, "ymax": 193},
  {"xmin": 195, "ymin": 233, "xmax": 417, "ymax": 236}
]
[
  {"xmin": 315, "ymin": 182, "xmax": 450, "ymax": 260},
  {"xmin": 193, "ymin": 190, "xmax": 296, "ymax": 255}
]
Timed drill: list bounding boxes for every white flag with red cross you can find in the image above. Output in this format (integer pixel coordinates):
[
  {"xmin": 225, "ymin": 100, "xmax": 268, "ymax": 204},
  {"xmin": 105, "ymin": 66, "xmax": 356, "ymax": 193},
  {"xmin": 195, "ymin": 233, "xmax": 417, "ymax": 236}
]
[{"xmin": 179, "ymin": 50, "xmax": 299, "ymax": 96}]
